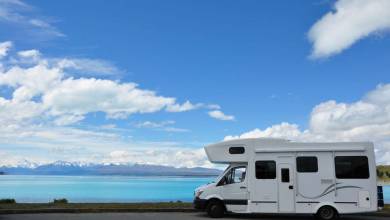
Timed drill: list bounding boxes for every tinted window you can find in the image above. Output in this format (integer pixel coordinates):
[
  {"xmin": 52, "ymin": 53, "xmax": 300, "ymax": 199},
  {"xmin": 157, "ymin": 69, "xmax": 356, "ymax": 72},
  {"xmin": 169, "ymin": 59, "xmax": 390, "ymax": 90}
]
[
  {"xmin": 335, "ymin": 156, "xmax": 369, "ymax": 179},
  {"xmin": 297, "ymin": 157, "xmax": 318, "ymax": 173},
  {"xmin": 281, "ymin": 168, "xmax": 290, "ymax": 182},
  {"xmin": 255, "ymin": 161, "xmax": 276, "ymax": 179},
  {"xmin": 229, "ymin": 147, "xmax": 245, "ymax": 154}
]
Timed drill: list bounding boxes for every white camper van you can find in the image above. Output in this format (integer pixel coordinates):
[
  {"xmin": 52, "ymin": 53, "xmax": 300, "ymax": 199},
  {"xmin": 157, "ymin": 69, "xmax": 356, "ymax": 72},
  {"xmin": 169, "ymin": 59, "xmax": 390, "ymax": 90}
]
[{"xmin": 194, "ymin": 138, "xmax": 379, "ymax": 219}]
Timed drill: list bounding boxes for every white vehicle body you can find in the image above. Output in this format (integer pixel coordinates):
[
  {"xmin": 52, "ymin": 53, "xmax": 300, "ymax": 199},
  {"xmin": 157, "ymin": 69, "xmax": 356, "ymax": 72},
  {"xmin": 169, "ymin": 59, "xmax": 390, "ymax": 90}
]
[{"xmin": 194, "ymin": 138, "xmax": 378, "ymax": 217}]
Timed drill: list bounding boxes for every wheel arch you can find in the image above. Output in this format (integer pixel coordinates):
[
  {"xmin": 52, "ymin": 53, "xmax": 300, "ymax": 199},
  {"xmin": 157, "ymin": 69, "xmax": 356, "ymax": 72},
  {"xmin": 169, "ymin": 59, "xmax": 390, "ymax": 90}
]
[
  {"xmin": 313, "ymin": 203, "xmax": 340, "ymax": 215},
  {"xmin": 205, "ymin": 197, "xmax": 226, "ymax": 212}
]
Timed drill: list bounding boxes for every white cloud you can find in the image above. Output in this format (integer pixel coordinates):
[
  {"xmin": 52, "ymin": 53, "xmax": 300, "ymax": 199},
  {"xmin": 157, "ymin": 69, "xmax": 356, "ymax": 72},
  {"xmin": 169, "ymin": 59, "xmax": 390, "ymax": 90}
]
[
  {"xmin": 29, "ymin": 18, "xmax": 51, "ymax": 28},
  {"xmin": 136, "ymin": 120, "xmax": 175, "ymax": 128},
  {"xmin": 42, "ymin": 78, "xmax": 176, "ymax": 119},
  {"xmin": 208, "ymin": 110, "xmax": 235, "ymax": 121},
  {"xmin": 136, "ymin": 120, "xmax": 189, "ymax": 133},
  {"xmin": 166, "ymin": 100, "xmax": 202, "ymax": 112},
  {"xmin": 0, "ymin": 0, "xmax": 64, "ymax": 38},
  {"xmin": 103, "ymin": 148, "xmax": 212, "ymax": 168},
  {"xmin": 0, "ymin": 62, "xmax": 63, "ymax": 102},
  {"xmin": 225, "ymin": 84, "xmax": 390, "ymax": 164},
  {"xmin": 207, "ymin": 104, "xmax": 221, "ymax": 110},
  {"xmin": 0, "ymin": 42, "xmax": 216, "ymax": 167},
  {"xmin": 17, "ymin": 49, "xmax": 40, "ymax": 59},
  {"xmin": 163, "ymin": 127, "xmax": 189, "ymax": 133},
  {"xmin": 0, "ymin": 41, "xmax": 12, "ymax": 58},
  {"xmin": 57, "ymin": 58, "xmax": 122, "ymax": 76},
  {"xmin": 0, "ymin": 45, "xmax": 206, "ymax": 124},
  {"xmin": 53, "ymin": 114, "xmax": 85, "ymax": 126},
  {"xmin": 308, "ymin": 0, "xmax": 390, "ymax": 58},
  {"xmin": 224, "ymin": 122, "xmax": 305, "ymax": 141},
  {"xmin": 100, "ymin": 124, "xmax": 117, "ymax": 130},
  {"xmin": 0, "ymin": 97, "xmax": 45, "ymax": 125}
]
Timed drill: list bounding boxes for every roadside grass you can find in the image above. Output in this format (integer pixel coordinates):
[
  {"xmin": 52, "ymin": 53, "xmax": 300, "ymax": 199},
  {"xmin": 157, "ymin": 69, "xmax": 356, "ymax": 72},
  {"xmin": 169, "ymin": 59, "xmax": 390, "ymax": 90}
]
[{"xmin": 0, "ymin": 200, "xmax": 388, "ymax": 213}]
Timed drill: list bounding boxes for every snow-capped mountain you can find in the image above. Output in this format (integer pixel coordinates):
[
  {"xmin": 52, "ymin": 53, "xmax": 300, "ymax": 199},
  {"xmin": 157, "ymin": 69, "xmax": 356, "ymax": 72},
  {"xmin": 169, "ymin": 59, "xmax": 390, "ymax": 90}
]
[{"xmin": 0, "ymin": 160, "xmax": 221, "ymax": 176}]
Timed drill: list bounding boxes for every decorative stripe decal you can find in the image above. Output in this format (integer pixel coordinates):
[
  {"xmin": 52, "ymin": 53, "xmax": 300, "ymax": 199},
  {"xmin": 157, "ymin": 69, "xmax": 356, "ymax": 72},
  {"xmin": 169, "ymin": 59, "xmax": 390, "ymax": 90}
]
[
  {"xmin": 334, "ymin": 202, "xmax": 357, "ymax": 204},
  {"xmin": 224, "ymin": 200, "xmax": 248, "ymax": 205},
  {"xmin": 298, "ymin": 182, "xmax": 362, "ymax": 199},
  {"xmin": 251, "ymin": 201, "xmax": 277, "ymax": 203}
]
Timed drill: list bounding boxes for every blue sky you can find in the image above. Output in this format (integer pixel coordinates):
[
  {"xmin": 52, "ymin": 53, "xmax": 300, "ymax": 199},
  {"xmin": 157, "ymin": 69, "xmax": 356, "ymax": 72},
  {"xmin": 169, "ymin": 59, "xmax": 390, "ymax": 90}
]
[{"xmin": 0, "ymin": 0, "xmax": 390, "ymax": 167}]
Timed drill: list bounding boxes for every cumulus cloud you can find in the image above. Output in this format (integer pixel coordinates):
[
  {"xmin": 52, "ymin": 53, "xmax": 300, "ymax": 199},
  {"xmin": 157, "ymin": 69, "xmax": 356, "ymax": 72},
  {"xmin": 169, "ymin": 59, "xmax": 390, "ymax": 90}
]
[
  {"xmin": 208, "ymin": 110, "xmax": 235, "ymax": 121},
  {"xmin": 42, "ymin": 78, "xmax": 176, "ymax": 120},
  {"xmin": 0, "ymin": 43, "xmax": 205, "ymax": 125},
  {"xmin": 0, "ymin": 42, "xmax": 216, "ymax": 167},
  {"xmin": 103, "ymin": 148, "xmax": 212, "ymax": 168},
  {"xmin": 308, "ymin": 0, "xmax": 390, "ymax": 58},
  {"xmin": 17, "ymin": 49, "xmax": 40, "ymax": 60},
  {"xmin": 225, "ymin": 84, "xmax": 390, "ymax": 164},
  {"xmin": 0, "ymin": 41, "xmax": 12, "ymax": 58},
  {"xmin": 224, "ymin": 123, "xmax": 305, "ymax": 141}
]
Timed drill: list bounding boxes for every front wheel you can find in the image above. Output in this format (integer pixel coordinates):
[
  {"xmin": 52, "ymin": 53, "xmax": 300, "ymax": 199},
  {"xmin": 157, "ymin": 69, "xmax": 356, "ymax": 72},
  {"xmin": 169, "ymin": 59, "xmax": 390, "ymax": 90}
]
[
  {"xmin": 316, "ymin": 206, "xmax": 338, "ymax": 220},
  {"xmin": 206, "ymin": 200, "xmax": 225, "ymax": 218}
]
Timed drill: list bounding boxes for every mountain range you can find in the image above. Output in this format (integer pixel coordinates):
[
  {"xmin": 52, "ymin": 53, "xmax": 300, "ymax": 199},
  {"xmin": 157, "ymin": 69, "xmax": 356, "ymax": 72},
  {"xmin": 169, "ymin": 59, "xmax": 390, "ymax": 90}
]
[{"xmin": 0, "ymin": 160, "xmax": 222, "ymax": 176}]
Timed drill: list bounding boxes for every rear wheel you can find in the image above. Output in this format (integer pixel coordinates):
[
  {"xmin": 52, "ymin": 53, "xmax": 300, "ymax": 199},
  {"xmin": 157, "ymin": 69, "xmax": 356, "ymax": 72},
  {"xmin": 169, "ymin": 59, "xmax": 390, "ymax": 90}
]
[
  {"xmin": 206, "ymin": 200, "xmax": 225, "ymax": 218},
  {"xmin": 316, "ymin": 206, "xmax": 338, "ymax": 220}
]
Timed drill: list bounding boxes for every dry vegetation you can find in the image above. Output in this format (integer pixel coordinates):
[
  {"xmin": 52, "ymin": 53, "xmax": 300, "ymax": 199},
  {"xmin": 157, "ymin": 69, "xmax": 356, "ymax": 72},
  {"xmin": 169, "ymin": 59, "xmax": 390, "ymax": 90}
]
[{"xmin": 377, "ymin": 165, "xmax": 390, "ymax": 183}]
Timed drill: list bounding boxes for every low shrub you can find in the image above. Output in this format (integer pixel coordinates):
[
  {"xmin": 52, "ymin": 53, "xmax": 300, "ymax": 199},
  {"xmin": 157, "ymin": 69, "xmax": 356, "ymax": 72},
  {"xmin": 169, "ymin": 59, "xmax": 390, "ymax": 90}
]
[
  {"xmin": 52, "ymin": 198, "xmax": 68, "ymax": 204},
  {"xmin": 0, "ymin": 198, "xmax": 16, "ymax": 204}
]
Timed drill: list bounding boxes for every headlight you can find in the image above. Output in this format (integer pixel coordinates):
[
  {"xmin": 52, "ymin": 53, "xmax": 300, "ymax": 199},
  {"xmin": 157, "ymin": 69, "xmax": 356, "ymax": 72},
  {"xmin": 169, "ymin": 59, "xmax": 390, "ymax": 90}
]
[{"xmin": 195, "ymin": 190, "xmax": 203, "ymax": 198}]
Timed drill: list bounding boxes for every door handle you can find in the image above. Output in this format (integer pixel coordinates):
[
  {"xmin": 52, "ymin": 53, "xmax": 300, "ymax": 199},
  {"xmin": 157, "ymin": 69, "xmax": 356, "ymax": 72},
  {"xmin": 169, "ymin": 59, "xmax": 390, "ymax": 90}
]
[
  {"xmin": 240, "ymin": 186, "xmax": 247, "ymax": 189},
  {"xmin": 289, "ymin": 185, "xmax": 293, "ymax": 190}
]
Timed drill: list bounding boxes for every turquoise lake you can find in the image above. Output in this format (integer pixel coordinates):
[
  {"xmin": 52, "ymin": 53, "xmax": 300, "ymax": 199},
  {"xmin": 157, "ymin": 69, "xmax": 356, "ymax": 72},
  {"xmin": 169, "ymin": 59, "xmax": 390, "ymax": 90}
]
[{"xmin": 0, "ymin": 175, "xmax": 389, "ymax": 203}]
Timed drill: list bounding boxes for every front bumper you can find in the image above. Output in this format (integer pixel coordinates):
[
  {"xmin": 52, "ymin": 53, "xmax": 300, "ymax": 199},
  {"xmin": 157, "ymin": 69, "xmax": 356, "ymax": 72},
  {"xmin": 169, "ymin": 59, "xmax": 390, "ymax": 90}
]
[{"xmin": 193, "ymin": 197, "xmax": 207, "ymax": 210}]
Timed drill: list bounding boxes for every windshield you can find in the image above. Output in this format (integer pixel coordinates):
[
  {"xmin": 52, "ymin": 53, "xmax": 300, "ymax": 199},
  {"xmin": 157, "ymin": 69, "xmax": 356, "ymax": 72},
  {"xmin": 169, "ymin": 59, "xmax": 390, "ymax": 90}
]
[{"xmin": 212, "ymin": 165, "xmax": 231, "ymax": 183}]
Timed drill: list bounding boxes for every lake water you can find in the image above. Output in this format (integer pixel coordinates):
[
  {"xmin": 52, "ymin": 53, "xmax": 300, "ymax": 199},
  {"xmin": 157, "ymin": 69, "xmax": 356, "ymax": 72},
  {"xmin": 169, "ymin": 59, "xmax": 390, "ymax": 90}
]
[
  {"xmin": 0, "ymin": 175, "xmax": 389, "ymax": 204},
  {"xmin": 0, "ymin": 175, "xmax": 213, "ymax": 203}
]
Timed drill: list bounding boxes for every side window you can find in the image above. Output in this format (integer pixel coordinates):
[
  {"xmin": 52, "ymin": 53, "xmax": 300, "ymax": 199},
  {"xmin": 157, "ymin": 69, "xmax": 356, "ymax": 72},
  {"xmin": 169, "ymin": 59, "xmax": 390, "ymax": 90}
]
[
  {"xmin": 229, "ymin": 147, "xmax": 245, "ymax": 154},
  {"xmin": 296, "ymin": 156, "xmax": 318, "ymax": 173},
  {"xmin": 255, "ymin": 161, "xmax": 276, "ymax": 179},
  {"xmin": 233, "ymin": 167, "xmax": 246, "ymax": 183},
  {"xmin": 281, "ymin": 168, "xmax": 290, "ymax": 182},
  {"xmin": 335, "ymin": 156, "xmax": 369, "ymax": 179},
  {"xmin": 219, "ymin": 166, "xmax": 246, "ymax": 186}
]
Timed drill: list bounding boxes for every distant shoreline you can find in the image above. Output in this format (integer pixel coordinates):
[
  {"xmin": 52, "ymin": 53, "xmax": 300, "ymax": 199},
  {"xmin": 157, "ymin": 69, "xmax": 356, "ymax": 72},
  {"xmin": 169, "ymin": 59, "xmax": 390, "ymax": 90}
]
[{"xmin": 0, "ymin": 174, "xmax": 219, "ymax": 178}]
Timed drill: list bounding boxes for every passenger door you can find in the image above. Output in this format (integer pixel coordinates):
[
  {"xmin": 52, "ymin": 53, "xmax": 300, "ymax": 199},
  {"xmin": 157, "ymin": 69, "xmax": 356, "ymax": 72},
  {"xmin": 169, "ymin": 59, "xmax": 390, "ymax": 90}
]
[
  {"xmin": 278, "ymin": 163, "xmax": 295, "ymax": 212},
  {"xmin": 219, "ymin": 166, "xmax": 248, "ymax": 212}
]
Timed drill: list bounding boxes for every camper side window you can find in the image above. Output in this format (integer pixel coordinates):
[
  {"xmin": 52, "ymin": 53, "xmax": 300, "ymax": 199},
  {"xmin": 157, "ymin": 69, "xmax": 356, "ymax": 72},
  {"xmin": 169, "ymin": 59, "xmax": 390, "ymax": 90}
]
[
  {"xmin": 255, "ymin": 161, "xmax": 276, "ymax": 179},
  {"xmin": 229, "ymin": 147, "xmax": 245, "ymax": 154},
  {"xmin": 335, "ymin": 156, "xmax": 369, "ymax": 179},
  {"xmin": 296, "ymin": 156, "xmax": 318, "ymax": 173}
]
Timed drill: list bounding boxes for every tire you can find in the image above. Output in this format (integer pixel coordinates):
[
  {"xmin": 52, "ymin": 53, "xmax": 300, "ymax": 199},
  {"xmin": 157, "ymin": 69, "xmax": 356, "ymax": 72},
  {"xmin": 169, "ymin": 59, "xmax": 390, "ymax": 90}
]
[
  {"xmin": 206, "ymin": 200, "xmax": 225, "ymax": 218},
  {"xmin": 316, "ymin": 206, "xmax": 338, "ymax": 220}
]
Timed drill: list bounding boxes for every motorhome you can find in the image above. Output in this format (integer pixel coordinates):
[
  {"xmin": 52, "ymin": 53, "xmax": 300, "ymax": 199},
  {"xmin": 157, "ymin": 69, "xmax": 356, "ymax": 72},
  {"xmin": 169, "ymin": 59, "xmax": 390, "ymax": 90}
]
[{"xmin": 194, "ymin": 138, "xmax": 380, "ymax": 219}]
